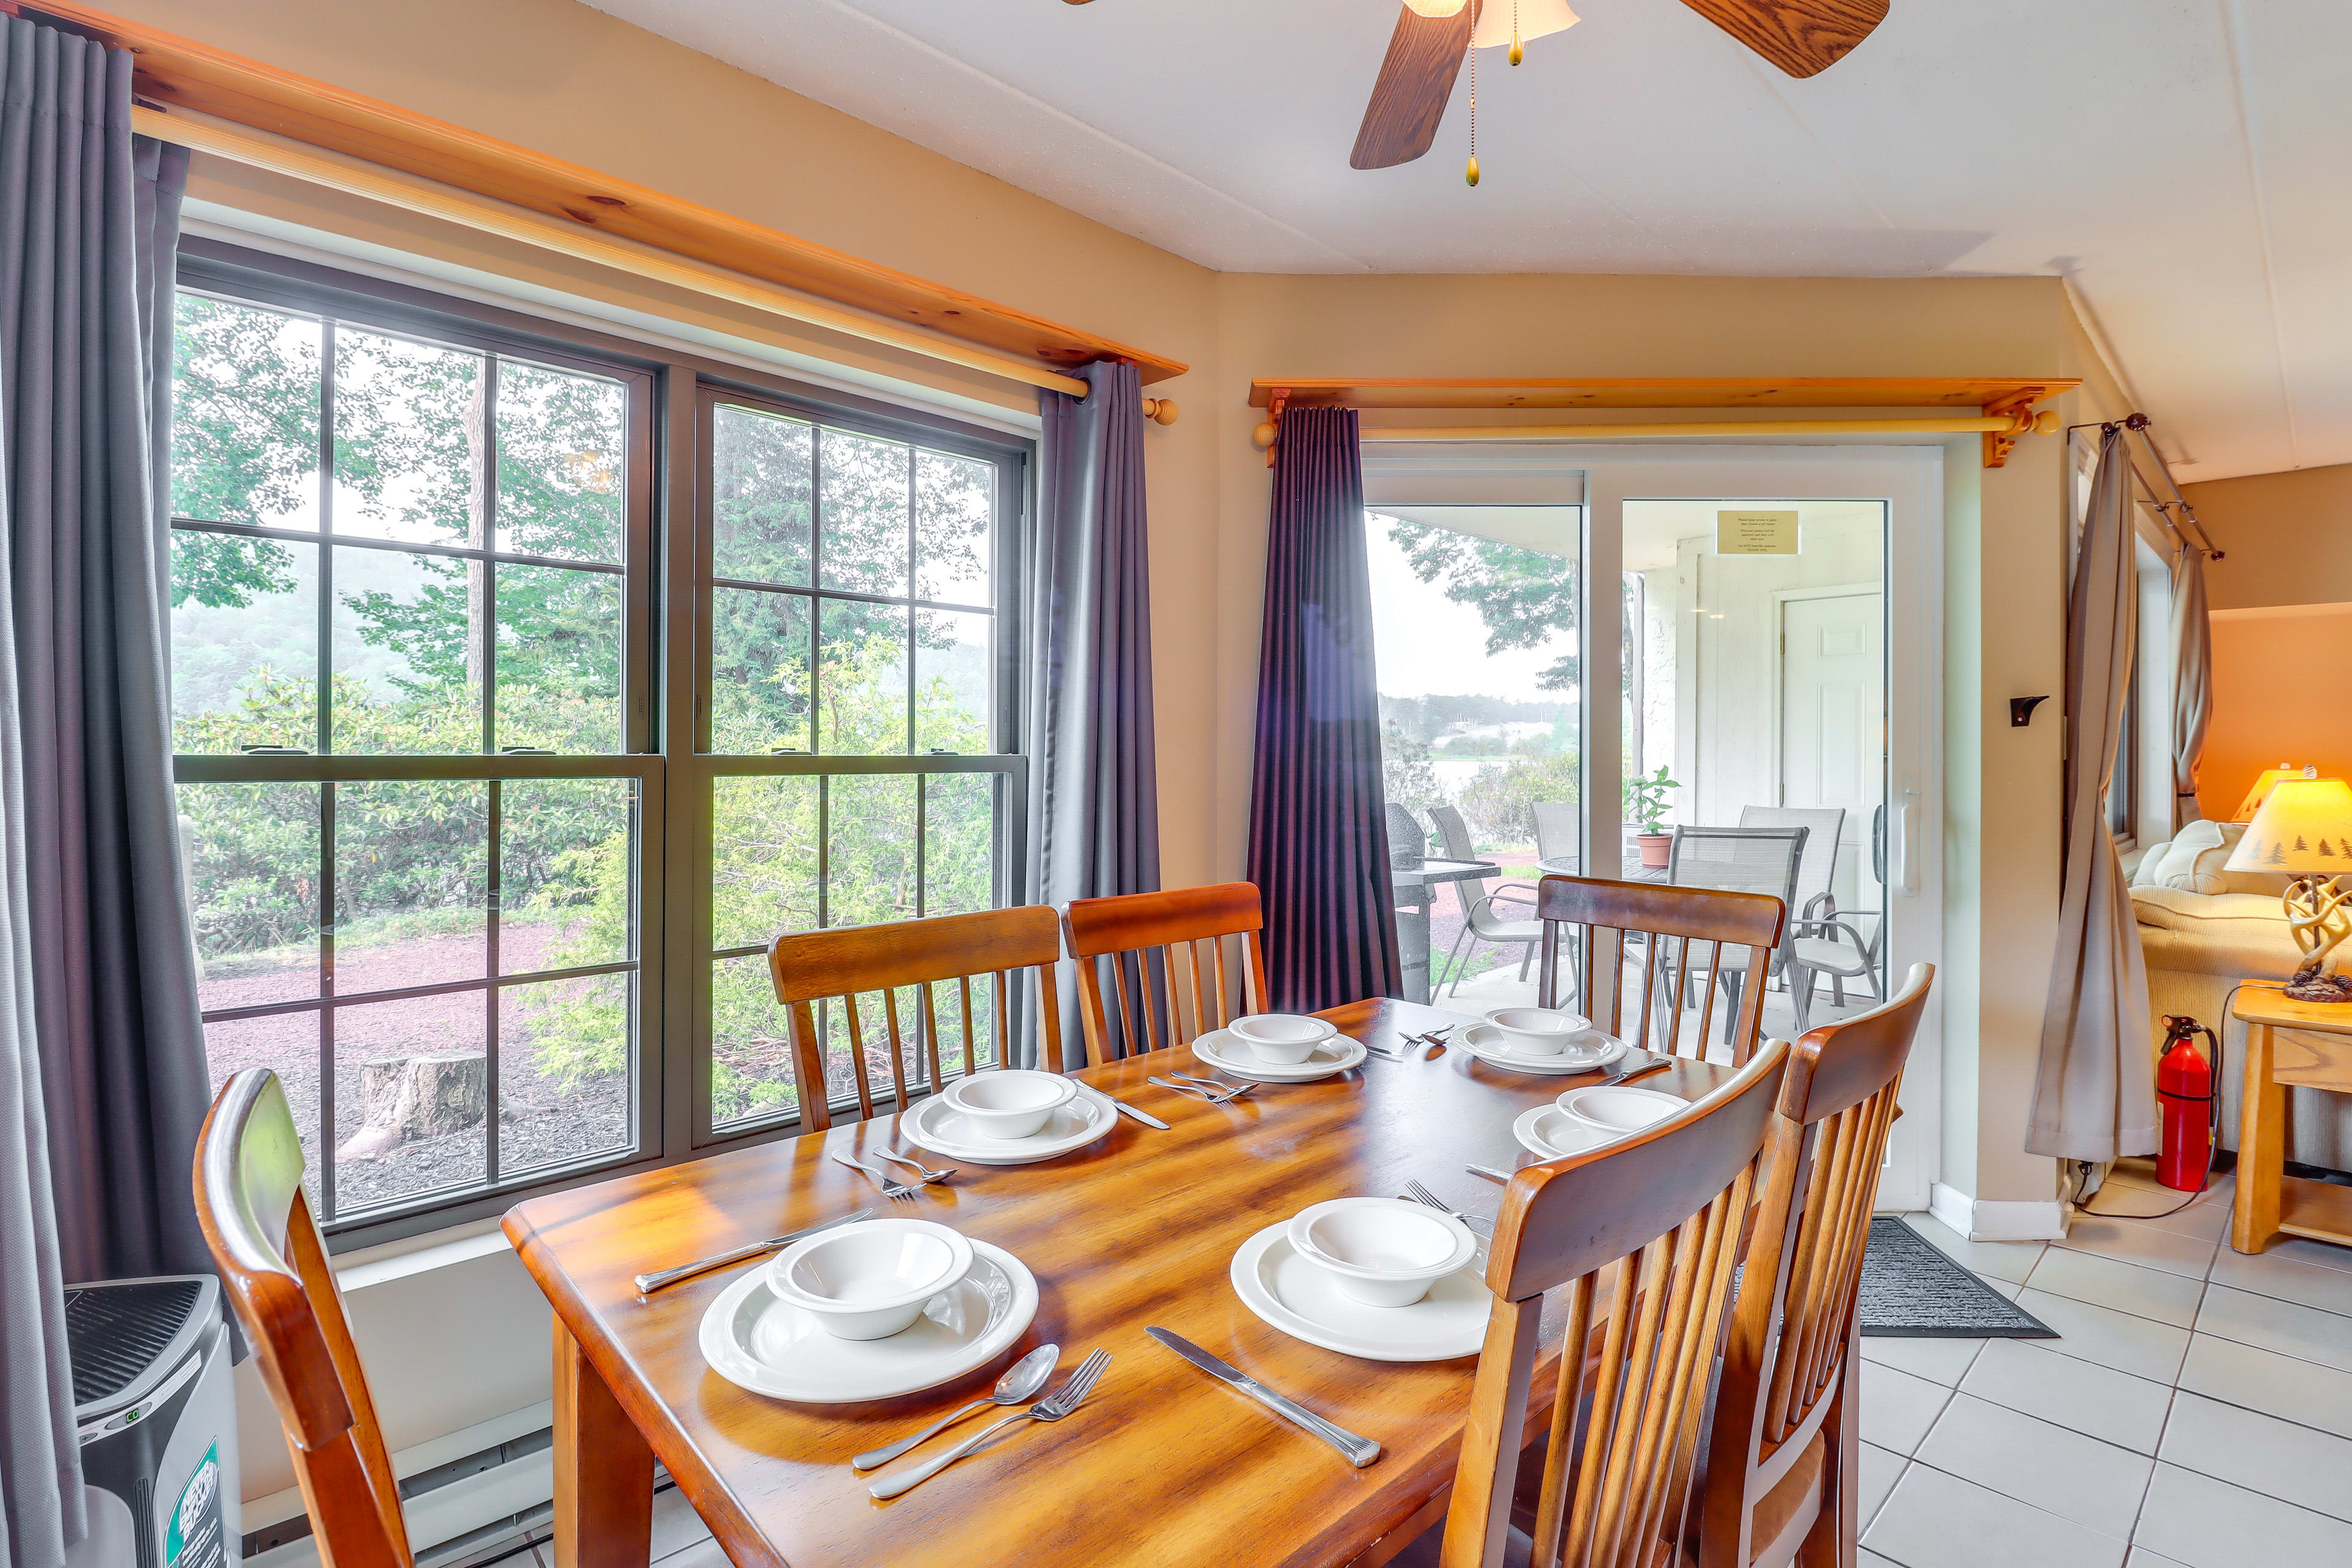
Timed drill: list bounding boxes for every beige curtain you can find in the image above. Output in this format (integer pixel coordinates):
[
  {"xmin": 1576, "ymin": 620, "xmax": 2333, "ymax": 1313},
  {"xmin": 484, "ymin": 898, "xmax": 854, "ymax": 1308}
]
[
  {"xmin": 2168, "ymin": 544, "xmax": 2212, "ymax": 831},
  {"xmin": 2028, "ymin": 427, "xmax": 2158, "ymax": 1161}
]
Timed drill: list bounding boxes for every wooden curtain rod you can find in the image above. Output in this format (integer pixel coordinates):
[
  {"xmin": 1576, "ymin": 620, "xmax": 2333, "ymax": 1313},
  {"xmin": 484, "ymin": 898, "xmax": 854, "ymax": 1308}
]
[
  {"xmin": 138, "ymin": 107, "xmax": 1099, "ymax": 398},
  {"xmin": 1349, "ymin": 412, "xmax": 2059, "ymax": 442},
  {"xmin": 1248, "ymin": 409, "xmax": 2057, "ymax": 465}
]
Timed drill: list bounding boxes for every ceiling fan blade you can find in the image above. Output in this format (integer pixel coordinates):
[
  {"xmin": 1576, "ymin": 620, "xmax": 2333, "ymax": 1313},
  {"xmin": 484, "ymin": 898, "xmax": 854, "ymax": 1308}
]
[
  {"xmin": 1676, "ymin": 0, "xmax": 1888, "ymax": 78},
  {"xmin": 1351, "ymin": 1, "xmax": 1479, "ymax": 171}
]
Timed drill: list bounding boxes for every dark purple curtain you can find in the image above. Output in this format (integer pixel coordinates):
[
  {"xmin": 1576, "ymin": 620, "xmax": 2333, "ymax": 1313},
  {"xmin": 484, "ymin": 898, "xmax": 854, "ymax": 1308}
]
[{"xmin": 1246, "ymin": 407, "xmax": 1401, "ymax": 1012}]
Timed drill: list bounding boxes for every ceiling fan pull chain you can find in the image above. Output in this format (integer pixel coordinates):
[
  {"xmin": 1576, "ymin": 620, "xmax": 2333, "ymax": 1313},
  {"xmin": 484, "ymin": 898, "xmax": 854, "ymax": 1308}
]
[
  {"xmin": 1511, "ymin": 0, "xmax": 1523, "ymax": 65},
  {"xmin": 1466, "ymin": 1, "xmax": 1480, "ymax": 186}
]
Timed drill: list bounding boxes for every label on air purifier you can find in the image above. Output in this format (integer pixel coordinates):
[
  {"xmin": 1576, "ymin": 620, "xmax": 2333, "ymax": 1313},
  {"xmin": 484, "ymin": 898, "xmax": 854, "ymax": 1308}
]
[{"xmin": 165, "ymin": 1442, "xmax": 226, "ymax": 1568}]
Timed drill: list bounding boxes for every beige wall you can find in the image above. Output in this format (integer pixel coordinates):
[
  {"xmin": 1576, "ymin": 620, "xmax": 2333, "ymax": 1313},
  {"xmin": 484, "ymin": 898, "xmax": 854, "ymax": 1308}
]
[
  {"xmin": 127, "ymin": 0, "xmax": 2108, "ymax": 1510},
  {"xmin": 2179, "ymin": 463, "xmax": 2352, "ymax": 612},
  {"xmin": 2199, "ymin": 603, "xmax": 2352, "ymax": 818}
]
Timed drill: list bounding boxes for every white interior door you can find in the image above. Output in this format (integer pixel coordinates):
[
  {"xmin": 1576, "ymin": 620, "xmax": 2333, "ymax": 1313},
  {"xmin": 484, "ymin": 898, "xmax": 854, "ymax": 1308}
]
[
  {"xmin": 1583, "ymin": 448, "xmax": 1942, "ymax": 1213},
  {"xmin": 1779, "ymin": 588, "xmax": 1883, "ymax": 913}
]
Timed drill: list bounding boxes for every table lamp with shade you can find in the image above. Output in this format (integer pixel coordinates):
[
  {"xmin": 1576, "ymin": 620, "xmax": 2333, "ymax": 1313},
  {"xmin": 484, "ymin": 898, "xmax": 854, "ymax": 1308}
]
[{"xmin": 2225, "ymin": 777, "xmax": 2352, "ymax": 1003}]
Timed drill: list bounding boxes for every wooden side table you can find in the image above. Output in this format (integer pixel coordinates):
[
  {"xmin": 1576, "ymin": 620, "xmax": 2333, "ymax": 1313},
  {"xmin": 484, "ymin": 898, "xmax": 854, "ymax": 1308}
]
[{"xmin": 2231, "ymin": 982, "xmax": 2352, "ymax": 1254}]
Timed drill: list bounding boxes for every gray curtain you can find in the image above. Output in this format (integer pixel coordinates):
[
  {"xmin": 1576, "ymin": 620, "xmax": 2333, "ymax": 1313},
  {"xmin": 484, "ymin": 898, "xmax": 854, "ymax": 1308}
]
[
  {"xmin": 1027, "ymin": 360, "xmax": 1160, "ymax": 1061},
  {"xmin": 2168, "ymin": 543, "xmax": 2212, "ymax": 831},
  {"xmin": 2028, "ymin": 427, "xmax": 2157, "ymax": 1162},
  {"xmin": 2, "ymin": 20, "xmax": 199, "ymax": 1566}
]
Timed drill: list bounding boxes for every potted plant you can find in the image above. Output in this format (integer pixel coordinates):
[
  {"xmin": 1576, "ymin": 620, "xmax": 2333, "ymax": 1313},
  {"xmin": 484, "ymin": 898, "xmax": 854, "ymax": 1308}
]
[{"xmin": 1624, "ymin": 766, "xmax": 1680, "ymax": 870}]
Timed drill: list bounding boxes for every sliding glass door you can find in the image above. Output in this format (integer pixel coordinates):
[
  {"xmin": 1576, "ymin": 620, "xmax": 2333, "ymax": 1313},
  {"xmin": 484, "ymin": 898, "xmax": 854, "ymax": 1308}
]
[{"xmin": 1364, "ymin": 445, "xmax": 1942, "ymax": 1211}]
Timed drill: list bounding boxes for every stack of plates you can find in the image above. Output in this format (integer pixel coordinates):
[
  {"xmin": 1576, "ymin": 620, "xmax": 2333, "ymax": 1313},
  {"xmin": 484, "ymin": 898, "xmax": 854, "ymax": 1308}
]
[
  {"xmin": 699, "ymin": 1240, "xmax": 1038, "ymax": 1403},
  {"xmin": 1192, "ymin": 1028, "xmax": 1368, "ymax": 1083},
  {"xmin": 901, "ymin": 1084, "xmax": 1120, "ymax": 1166}
]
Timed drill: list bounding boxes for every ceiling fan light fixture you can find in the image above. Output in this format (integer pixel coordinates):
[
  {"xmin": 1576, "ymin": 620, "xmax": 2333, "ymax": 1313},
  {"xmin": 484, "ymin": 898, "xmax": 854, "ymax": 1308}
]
[{"xmin": 1473, "ymin": 0, "xmax": 1577, "ymax": 50}]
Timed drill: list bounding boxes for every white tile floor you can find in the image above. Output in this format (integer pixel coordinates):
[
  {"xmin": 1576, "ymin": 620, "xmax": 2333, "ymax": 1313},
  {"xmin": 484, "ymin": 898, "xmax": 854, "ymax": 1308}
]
[
  {"xmin": 606, "ymin": 1163, "xmax": 2352, "ymax": 1568},
  {"xmin": 1862, "ymin": 1166, "xmax": 2352, "ymax": 1568}
]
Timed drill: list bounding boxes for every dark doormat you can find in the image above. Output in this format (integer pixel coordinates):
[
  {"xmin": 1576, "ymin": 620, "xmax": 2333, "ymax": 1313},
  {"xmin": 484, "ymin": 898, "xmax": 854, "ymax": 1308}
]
[{"xmin": 1858, "ymin": 1218, "xmax": 2057, "ymax": 1339}]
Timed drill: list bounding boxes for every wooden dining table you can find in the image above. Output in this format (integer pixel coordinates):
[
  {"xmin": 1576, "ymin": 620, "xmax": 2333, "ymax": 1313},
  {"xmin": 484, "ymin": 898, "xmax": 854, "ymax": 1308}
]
[{"xmin": 502, "ymin": 998, "xmax": 1737, "ymax": 1568}]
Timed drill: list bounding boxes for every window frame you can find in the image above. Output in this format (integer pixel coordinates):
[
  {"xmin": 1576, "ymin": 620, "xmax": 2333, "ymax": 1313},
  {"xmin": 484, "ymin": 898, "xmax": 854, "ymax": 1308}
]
[
  {"xmin": 682, "ymin": 382, "xmax": 1031, "ymax": 1146},
  {"xmin": 173, "ymin": 241, "xmax": 1035, "ymax": 1248}
]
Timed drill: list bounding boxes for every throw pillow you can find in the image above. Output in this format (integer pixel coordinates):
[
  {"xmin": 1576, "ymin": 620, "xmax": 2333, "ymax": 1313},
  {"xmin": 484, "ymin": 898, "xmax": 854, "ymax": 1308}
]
[{"xmin": 2150, "ymin": 819, "xmax": 2229, "ymax": 894}]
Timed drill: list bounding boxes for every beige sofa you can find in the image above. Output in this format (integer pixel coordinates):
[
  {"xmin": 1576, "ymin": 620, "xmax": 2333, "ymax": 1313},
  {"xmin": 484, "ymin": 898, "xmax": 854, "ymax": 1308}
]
[{"xmin": 2131, "ymin": 821, "xmax": 2352, "ymax": 1172}]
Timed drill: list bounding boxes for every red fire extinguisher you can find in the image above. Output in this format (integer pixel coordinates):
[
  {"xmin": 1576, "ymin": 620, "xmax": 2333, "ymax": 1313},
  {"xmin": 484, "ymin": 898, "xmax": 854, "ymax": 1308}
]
[{"xmin": 2157, "ymin": 1015, "xmax": 2219, "ymax": 1193}]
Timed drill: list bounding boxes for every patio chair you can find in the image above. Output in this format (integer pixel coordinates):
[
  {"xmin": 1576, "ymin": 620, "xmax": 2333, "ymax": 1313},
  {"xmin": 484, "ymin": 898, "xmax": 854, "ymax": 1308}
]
[
  {"xmin": 1773, "ymin": 804, "xmax": 1890, "ymax": 1029},
  {"xmin": 1385, "ymin": 801, "xmax": 1432, "ymax": 870},
  {"xmin": 1654, "ymin": 825, "xmax": 1808, "ymax": 1048},
  {"xmin": 1738, "ymin": 805, "xmax": 1853, "ymax": 1030},
  {"xmin": 1532, "ymin": 800, "xmax": 1580, "ymax": 872},
  {"xmin": 1429, "ymin": 804, "xmax": 1545, "ymax": 997}
]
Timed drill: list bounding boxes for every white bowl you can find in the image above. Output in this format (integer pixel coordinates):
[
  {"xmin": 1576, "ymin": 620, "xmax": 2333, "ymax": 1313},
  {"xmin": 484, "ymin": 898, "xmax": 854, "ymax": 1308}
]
[
  {"xmin": 1555, "ymin": 1084, "xmax": 1686, "ymax": 1136},
  {"xmin": 1284, "ymin": 1198, "xmax": 1478, "ymax": 1308},
  {"xmin": 941, "ymin": 1069, "xmax": 1079, "ymax": 1141},
  {"xmin": 1228, "ymin": 1013, "xmax": 1338, "ymax": 1066},
  {"xmin": 768, "ymin": 1218, "xmax": 974, "ymax": 1341},
  {"xmin": 1482, "ymin": 1007, "xmax": 1591, "ymax": 1056}
]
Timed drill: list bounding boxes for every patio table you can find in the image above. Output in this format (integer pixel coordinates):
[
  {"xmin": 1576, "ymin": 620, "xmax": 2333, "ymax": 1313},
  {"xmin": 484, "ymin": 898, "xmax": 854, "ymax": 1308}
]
[
  {"xmin": 503, "ymin": 997, "xmax": 1736, "ymax": 1568},
  {"xmin": 1389, "ymin": 858, "xmax": 1499, "ymax": 1003}
]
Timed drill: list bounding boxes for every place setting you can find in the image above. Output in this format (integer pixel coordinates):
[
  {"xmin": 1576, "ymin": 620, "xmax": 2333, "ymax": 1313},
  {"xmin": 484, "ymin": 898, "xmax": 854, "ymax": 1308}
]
[
  {"xmin": 1190, "ymin": 1011, "xmax": 1370, "ymax": 1082},
  {"xmin": 898, "ymin": 1067, "xmax": 1126, "ymax": 1165},
  {"xmin": 1228, "ymin": 1193, "xmax": 1492, "ymax": 1363},
  {"xmin": 698, "ymin": 1214, "xmax": 1044, "ymax": 1406},
  {"xmin": 1455, "ymin": 1005, "xmax": 1629, "ymax": 1077}
]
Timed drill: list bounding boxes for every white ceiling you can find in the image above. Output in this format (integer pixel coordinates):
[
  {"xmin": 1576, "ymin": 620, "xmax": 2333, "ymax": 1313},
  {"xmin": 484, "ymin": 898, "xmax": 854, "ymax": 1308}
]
[{"xmin": 583, "ymin": 0, "xmax": 2352, "ymax": 481}]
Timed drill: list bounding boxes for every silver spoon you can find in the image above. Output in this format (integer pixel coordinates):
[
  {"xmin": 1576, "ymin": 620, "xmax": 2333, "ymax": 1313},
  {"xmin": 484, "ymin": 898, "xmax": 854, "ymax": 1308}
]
[{"xmin": 851, "ymin": 1344, "xmax": 1061, "ymax": 1471}]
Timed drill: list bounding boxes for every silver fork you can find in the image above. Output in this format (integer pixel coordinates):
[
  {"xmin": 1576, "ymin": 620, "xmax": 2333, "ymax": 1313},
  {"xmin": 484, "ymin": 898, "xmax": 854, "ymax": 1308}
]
[
  {"xmin": 870, "ymin": 1148, "xmax": 956, "ymax": 1186},
  {"xmin": 1172, "ymin": 1072, "xmax": 1256, "ymax": 1098},
  {"xmin": 867, "ymin": 1348, "xmax": 1112, "ymax": 1499},
  {"xmin": 829, "ymin": 1152, "xmax": 918, "ymax": 1202},
  {"xmin": 1403, "ymin": 1178, "xmax": 1493, "ymax": 1237},
  {"xmin": 1148, "ymin": 1075, "xmax": 1256, "ymax": 1105}
]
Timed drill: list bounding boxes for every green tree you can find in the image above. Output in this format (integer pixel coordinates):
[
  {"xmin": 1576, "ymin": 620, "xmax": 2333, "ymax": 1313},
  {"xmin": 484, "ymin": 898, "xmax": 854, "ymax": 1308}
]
[{"xmin": 1385, "ymin": 521, "xmax": 1580, "ymax": 692}]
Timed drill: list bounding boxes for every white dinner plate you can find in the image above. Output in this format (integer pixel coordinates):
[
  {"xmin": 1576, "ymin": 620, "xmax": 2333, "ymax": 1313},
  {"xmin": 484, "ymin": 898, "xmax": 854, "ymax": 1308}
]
[
  {"xmin": 1229, "ymin": 1222, "xmax": 1488, "ymax": 1362},
  {"xmin": 1458, "ymin": 1023, "xmax": 1626, "ymax": 1077},
  {"xmin": 1512, "ymin": 1103, "xmax": 1664, "ymax": 1163},
  {"xmin": 1193, "ymin": 1028, "xmax": 1368, "ymax": 1083},
  {"xmin": 699, "ymin": 1238, "xmax": 1038, "ymax": 1403},
  {"xmin": 901, "ymin": 1084, "xmax": 1119, "ymax": 1165}
]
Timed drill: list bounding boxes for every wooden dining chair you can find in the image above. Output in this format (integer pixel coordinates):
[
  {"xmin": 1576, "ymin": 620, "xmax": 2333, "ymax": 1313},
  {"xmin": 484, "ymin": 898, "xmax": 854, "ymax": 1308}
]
[
  {"xmin": 1060, "ymin": 881, "xmax": 1268, "ymax": 1067},
  {"xmin": 1437, "ymin": 1035, "xmax": 1795, "ymax": 1568},
  {"xmin": 1535, "ymin": 874, "xmax": 1789, "ymax": 1066},
  {"xmin": 1697, "ymin": 963, "xmax": 1936, "ymax": 1568},
  {"xmin": 767, "ymin": 905, "xmax": 1066, "ymax": 1133},
  {"xmin": 194, "ymin": 1069, "xmax": 412, "ymax": 1568}
]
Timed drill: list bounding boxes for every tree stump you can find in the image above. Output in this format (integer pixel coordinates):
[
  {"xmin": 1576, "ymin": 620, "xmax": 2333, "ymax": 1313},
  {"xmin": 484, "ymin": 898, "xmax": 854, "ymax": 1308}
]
[{"xmin": 336, "ymin": 1052, "xmax": 489, "ymax": 1162}]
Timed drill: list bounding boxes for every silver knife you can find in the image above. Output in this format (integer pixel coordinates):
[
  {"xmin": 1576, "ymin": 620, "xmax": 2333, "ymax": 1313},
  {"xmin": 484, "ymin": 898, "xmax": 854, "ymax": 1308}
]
[
  {"xmin": 633, "ymin": 1207, "xmax": 872, "ymax": 1294},
  {"xmin": 1145, "ymin": 1327, "xmax": 1380, "ymax": 1467},
  {"xmin": 1108, "ymin": 1096, "xmax": 1170, "ymax": 1130}
]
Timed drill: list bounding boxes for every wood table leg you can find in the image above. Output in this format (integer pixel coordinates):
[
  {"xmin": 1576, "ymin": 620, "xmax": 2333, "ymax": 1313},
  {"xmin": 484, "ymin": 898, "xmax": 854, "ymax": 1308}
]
[
  {"xmin": 2233, "ymin": 1022, "xmax": 2285, "ymax": 1254},
  {"xmin": 552, "ymin": 1317, "xmax": 653, "ymax": 1568}
]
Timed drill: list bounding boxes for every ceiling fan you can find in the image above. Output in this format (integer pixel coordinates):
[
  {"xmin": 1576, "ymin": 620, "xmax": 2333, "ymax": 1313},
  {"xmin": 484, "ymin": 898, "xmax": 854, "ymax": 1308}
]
[{"xmin": 1061, "ymin": 0, "xmax": 1890, "ymax": 172}]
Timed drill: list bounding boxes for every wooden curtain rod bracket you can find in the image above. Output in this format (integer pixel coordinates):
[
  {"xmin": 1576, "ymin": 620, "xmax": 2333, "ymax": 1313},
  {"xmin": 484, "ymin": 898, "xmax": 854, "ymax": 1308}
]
[{"xmin": 1256, "ymin": 388, "xmax": 1289, "ymax": 469}]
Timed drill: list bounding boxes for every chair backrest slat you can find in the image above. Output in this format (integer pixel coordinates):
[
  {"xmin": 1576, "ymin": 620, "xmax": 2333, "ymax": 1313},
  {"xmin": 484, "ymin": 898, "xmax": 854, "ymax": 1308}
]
[
  {"xmin": 1536, "ymin": 875, "xmax": 1787, "ymax": 1066},
  {"xmin": 1061, "ymin": 883, "xmax": 1270, "ymax": 1067},
  {"xmin": 767, "ymin": 907, "xmax": 1066, "ymax": 1131},
  {"xmin": 196, "ymin": 1069, "xmax": 413, "ymax": 1568},
  {"xmin": 1442, "ymin": 1037, "xmax": 1793, "ymax": 1568},
  {"xmin": 1697, "ymin": 963, "xmax": 1936, "ymax": 1568}
]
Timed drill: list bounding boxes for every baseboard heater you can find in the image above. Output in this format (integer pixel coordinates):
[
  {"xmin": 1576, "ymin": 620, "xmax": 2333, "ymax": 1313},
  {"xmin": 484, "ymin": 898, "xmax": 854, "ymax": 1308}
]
[{"xmin": 243, "ymin": 1427, "xmax": 570, "ymax": 1568}]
